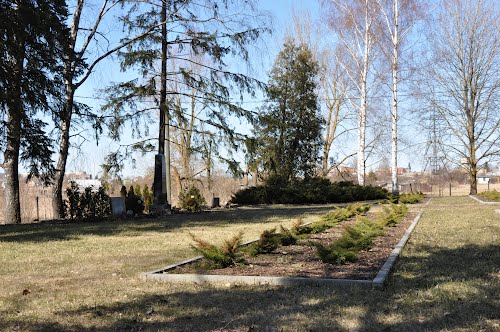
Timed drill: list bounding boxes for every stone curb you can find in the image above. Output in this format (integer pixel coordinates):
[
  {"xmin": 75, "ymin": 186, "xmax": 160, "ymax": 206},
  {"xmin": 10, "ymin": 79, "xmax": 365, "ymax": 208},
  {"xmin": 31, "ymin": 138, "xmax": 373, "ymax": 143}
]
[
  {"xmin": 469, "ymin": 195, "xmax": 500, "ymax": 205},
  {"xmin": 142, "ymin": 202, "xmax": 428, "ymax": 289},
  {"xmin": 372, "ymin": 210, "xmax": 423, "ymax": 288},
  {"xmin": 141, "ymin": 272, "xmax": 373, "ymax": 287}
]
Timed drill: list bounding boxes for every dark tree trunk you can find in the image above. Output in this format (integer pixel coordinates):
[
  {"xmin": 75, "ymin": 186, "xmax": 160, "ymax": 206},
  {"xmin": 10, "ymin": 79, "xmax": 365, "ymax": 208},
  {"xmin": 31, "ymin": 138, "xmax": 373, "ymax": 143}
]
[
  {"xmin": 52, "ymin": 88, "xmax": 74, "ymax": 219},
  {"xmin": 3, "ymin": 48, "xmax": 24, "ymax": 224},
  {"xmin": 3, "ymin": 115, "xmax": 21, "ymax": 224},
  {"xmin": 51, "ymin": 0, "xmax": 83, "ymax": 220},
  {"xmin": 469, "ymin": 165, "xmax": 477, "ymax": 195}
]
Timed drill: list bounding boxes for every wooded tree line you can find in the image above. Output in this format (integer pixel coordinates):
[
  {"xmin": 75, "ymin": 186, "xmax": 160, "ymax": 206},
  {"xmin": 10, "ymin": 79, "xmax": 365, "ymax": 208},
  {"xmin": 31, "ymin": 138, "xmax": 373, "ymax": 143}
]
[{"xmin": 1, "ymin": 0, "xmax": 498, "ymax": 224}]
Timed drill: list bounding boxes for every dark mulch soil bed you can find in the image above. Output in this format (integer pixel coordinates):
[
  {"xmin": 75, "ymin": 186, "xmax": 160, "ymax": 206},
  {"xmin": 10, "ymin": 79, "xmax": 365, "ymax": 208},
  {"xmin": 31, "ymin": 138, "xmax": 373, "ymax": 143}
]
[{"xmin": 171, "ymin": 211, "xmax": 418, "ymax": 280}]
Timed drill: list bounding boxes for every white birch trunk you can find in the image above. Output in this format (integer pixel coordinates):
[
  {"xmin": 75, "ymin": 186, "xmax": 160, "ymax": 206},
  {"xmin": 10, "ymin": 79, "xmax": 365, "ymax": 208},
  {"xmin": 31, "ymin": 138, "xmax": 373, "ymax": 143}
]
[
  {"xmin": 357, "ymin": 1, "xmax": 370, "ymax": 186},
  {"xmin": 391, "ymin": 0, "xmax": 399, "ymax": 194}
]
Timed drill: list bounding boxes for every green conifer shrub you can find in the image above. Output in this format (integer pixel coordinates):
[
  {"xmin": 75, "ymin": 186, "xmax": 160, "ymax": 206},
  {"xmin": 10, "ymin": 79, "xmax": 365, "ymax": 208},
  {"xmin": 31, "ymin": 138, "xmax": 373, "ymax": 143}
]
[
  {"xmin": 190, "ymin": 232, "xmax": 245, "ymax": 268},
  {"xmin": 478, "ymin": 190, "xmax": 500, "ymax": 201},
  {"xmin": 248, "ymin": 228, "xmax": 282, "ymax": 256},
  {"xmin": 64, "ymin": 181, "xmax": 111, "ymax": 221},
  {"xmin": 125, "ymin": 185, "xmax": 144, "ymax": 215},
  {"xmin": 230, "ymin": 178, "xmax": 388, "ymax": 205},
  {"xmin": 142, "ymin": 184, "xmax": 153, "ymax": 212},
  {"xmin": 178, "ymin": 186, "xmax": 206, "ymax": 211},
  {"xmin": 398, "ymin": 192, "xmax": 425, "ymax": 204}
]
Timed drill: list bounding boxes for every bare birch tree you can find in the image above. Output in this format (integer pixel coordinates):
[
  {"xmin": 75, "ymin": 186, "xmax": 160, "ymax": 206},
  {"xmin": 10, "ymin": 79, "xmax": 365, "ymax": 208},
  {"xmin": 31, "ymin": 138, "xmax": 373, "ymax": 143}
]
[
  {"xmin": 318, "ymin": 48, "xmax": 354, "ymax": 176},
  {"xmin": 376, "ymin": 0, "xmax": 426, "ymax": 193},
  {"xmin": 425, "ymin": 0, "xmax": 499, "ymax": 194},
  {"xmin": 326, "ymin": 0, "xmax": 379, "ymax": 185}
]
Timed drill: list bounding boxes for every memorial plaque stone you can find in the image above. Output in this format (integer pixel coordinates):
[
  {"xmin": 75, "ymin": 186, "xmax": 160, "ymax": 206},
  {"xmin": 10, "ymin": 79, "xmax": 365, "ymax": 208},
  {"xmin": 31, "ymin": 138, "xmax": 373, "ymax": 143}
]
[{"xmin": 110, "ymin": 197, "xmax": 126, "ymax": 216}]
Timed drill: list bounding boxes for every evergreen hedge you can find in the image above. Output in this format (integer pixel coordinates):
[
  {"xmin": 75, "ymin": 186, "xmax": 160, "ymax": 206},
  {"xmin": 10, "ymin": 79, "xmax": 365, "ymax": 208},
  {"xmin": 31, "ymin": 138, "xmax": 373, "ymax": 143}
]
[{"xmin": 230, "ymin": 177, "xmax": 388, "ymax": 205}]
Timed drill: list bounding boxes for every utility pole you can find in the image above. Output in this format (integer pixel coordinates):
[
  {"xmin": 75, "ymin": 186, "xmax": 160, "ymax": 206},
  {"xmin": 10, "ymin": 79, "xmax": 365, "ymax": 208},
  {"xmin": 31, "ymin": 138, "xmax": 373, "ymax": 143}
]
[{"xmin": 424, "ymin": 108, "xmax": 445, "ymax": 174}]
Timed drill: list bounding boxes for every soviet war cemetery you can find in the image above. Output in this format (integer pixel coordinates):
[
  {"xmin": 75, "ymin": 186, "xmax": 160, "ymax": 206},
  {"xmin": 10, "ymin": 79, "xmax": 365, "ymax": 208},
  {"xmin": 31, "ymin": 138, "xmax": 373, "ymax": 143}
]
[{"xmin": 1, "ymin": 0, "xmax": 499, "ymax": 331}]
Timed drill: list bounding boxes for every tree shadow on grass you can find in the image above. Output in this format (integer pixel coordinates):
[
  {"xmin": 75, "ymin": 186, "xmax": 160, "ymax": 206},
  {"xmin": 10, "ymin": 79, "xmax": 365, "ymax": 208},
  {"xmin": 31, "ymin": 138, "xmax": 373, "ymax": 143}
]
[
  {"xmin": 356, "ymin": 243, "xmax": 500, "ymax": 332},
  {"xmin": 0, "ymin": 205, "xmax": 336, "ymax": 243},
  {"xmin": 1, "ymin": 244, "xmax": 498, "ymax": 331}
]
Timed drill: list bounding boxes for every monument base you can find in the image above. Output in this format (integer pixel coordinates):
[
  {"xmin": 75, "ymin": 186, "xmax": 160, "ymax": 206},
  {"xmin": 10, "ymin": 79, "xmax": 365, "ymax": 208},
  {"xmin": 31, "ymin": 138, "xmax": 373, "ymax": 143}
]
[{"xmin": 149, "ymin": 203, "xmax": 172, "ymax": 216}]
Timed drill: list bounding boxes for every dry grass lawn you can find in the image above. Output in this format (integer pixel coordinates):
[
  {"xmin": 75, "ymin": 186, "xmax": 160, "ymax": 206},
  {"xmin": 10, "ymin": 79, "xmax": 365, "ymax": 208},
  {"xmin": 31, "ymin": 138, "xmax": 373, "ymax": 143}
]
[{"xmin": 0, "ymin": 198, "xmax": 499, "ymax": 331}]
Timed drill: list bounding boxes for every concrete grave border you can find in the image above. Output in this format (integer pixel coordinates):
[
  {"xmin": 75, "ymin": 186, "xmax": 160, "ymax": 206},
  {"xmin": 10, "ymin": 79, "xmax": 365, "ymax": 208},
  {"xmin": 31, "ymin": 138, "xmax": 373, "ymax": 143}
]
[
  {"xmin": 469, "ymin": 195, "xmax": 500, "ymax": 205},
  {"xmin": 142, "ymin": 200, "xmax": 429, "ymax": 289}
]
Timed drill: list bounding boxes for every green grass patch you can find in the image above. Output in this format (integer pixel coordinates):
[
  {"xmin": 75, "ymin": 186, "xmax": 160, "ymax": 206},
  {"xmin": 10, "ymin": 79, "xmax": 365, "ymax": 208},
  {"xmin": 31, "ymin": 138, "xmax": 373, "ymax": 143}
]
[{"xmin": 0, "ymin": 197, "xmax": 498, "ymax": 331}]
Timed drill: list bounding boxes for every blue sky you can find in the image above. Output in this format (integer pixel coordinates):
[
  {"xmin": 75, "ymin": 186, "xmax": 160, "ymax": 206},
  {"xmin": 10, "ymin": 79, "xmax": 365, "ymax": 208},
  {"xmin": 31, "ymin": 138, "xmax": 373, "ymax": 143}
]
[
  {"xmin": 66, "ymin": 0, "xmax": 323, "ymax": 178},
  {"xmin": 8, "ymin": 0, "xmax": 422, "ymax": 179}
]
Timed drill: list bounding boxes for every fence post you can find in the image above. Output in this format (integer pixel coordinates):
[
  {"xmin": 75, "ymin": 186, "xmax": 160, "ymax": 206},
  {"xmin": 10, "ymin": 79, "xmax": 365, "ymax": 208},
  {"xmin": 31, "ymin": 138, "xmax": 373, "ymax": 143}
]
[
  {"xmin": 449, "ymin": 182, "xmax": 452, "ymax": 196},
  {"xmin": 36, "ymin": 196, "xmax": 39, "ymax": 221}
]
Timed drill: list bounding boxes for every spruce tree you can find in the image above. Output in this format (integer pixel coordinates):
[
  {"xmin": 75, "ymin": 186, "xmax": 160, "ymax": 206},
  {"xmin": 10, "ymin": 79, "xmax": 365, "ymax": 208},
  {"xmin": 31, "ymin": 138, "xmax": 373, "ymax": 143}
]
[
  {"xmin": 0, "ymin": 0, "xmax": 68, "ymax": 224},
  {"xmin": 257, "ymin": 40, "xmax": 323, "ymax": 182}
]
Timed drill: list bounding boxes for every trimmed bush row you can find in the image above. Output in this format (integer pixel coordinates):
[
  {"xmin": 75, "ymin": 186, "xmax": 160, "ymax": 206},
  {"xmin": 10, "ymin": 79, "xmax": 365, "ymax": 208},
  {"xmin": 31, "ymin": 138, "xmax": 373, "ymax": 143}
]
[
  {"xmin": 230, "ymin": 178, "xmax": 389, "ymax": 205},
  {"xmin": 478, "ymin": 190, "xmax": 500, "ymax": 202}
]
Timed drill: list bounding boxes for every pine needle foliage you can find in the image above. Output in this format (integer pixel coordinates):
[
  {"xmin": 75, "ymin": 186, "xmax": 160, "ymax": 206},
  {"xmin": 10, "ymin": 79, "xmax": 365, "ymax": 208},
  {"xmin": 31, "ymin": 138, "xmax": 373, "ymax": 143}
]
[
  {"xmin": 190, "ymin": 232, "xmax": 245, "ymax": 268},
  {"xmin": 247, "ymin": 228, "xmax": 280, "ymax": 256},
  {"xmin": 397, "ymin": 192, "xmax": 425, "ymax": 204},
  {"xmin": 256, "ymin": 40, "xmax": 323, "ymax": 181}
]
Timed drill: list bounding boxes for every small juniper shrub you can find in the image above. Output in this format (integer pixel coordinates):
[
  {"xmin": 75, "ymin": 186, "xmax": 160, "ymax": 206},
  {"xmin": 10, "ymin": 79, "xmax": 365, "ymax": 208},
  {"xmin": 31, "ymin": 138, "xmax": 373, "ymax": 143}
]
[
  {"xmin": 398, "ymin": 192, "xmax": 425, "ymax": 204},
  {"xmin": 313, "ymin": 242, "xmax": 358, "ymax": 265},
  {"xmin": 308, "ymin": 203, "xmax": 371, "ymax": 235},
  {"xmin": 291, "ymin": 218, "xmax": 314, "ymax": 236},
  {"xmin": 478, "ymin": 190, "xmax": 500, "ymax": 202},
  {"xmin": 278, "ymin": 225, "xmax": 297, "ymax": 246},
  {"xmin": 378, "ymin": 204, "xmax": 408, "ymax": 226},
  {"xmin": 248, "ymin": 228, "xmax": 281, "ymax": 256},
  {"xmin": 314, "ymin": 203, "xmax": 408, "ymax": 265},
  {"xmin": 179, "ymin": 186, "xmax": 206, "ymax": 211},
  {"xmin": 190, "ymin": 232, "xmax": 245, "ymax": 268}
]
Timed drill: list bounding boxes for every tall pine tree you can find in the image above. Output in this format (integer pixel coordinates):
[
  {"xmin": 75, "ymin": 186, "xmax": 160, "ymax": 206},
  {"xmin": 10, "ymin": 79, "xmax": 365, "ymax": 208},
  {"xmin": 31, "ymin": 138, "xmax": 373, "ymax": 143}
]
[
  {"xmin": 257, "ymin": 40, "xmax": 323, "ymax": 181},
  {"xmin": 0, "ymin": 0, "xmax": 68, "ymax": 224},
  {"xmin": 101, "ymin": 0, "xmax": 269, "ymax": 206}
]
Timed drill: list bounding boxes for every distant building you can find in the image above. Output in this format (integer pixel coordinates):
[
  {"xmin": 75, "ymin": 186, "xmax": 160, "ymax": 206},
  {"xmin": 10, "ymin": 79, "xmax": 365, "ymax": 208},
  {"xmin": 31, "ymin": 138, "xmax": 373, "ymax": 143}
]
[
  {"xmin": 66, "ymin": 171, "xmax": 93, "ymax": 181},
  {"xmin": 72, "ymin": 179, "xmax": 102, "ymax": 191},
  {"xmin": 478, "ymin": 176, "xmax": 490, "ymax": 184},
  {"xmin": 328, "ymin": 166, "xmax": 356, "ymax": 178},
  {"xmin": 387, "ymin": 167, "xmax": 408, "ymax": 175}
]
